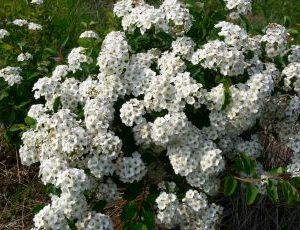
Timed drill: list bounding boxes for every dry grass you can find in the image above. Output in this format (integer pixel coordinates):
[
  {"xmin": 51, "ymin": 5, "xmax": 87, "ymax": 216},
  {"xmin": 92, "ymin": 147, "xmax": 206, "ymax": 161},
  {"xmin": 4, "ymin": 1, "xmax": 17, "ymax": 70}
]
[
  {"xmin": 220, "ymin": 190, "xmax": 300, "ymax": 230},
  {"xmin": 0, "ymin": 164, "xmax": 49, "ymax": 230},
  {"xmin": 0, "ymin": 125, "xmax": 49, "ymax": 230}
]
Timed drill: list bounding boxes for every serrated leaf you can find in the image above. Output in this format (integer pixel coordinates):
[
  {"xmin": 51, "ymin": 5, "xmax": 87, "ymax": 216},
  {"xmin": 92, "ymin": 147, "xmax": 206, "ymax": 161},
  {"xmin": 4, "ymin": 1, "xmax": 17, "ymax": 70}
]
[
  {"xmin": 224, "ymin": 176, "xmax": 238, "ymax": 196},
  {"xmin": 245, "ymin": 184, "xmax": 259, "ymax": 205}
]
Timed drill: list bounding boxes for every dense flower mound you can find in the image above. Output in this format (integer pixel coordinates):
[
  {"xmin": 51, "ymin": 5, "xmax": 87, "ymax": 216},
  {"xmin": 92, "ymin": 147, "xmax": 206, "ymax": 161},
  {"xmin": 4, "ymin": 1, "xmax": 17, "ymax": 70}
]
[{"xmin": 16, "ymin": 0, "xmax": 300, "ymax": 229}]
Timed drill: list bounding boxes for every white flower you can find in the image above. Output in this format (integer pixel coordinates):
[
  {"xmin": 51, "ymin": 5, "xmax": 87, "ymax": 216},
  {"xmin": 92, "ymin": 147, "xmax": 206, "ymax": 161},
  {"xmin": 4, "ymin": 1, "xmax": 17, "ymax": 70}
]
[
  {"xmin": 17, "ymin": 52, "xmax": 33, "ymax": 62},
  {"xmin": 224, "ymin": 0, "xmax": 252, "ymax": 18},
  {"xmin": 0, "ymin": 29, "xmax": 9, "ymax": 39},
  {"xmin": 31, "ymin": 0, "xmax": 44, "ymax": 4},
  {"xmin": 12, "ymin": 19, "xmax": 28, "ymax": 26},
  {"xmin": 0, "ymin": 66, "xmax": 22, "ymax": 86},
  {"xmin": 261, "ymin": 23, "xmax": 287, "ymax": 58},
  {"xmin": 116, "ymin": 152, "xmax": 147, "ymax": 183},
  {"xmin": 97, "ymin": 31, "xmax": 130, "ymax": 76},
  {"xmin": 79, "ymin": 30, "xmax": 99, "ymax": 39},
  {"xmin": 28, "ymin": 22, "xmax": 43, "ymax": 30},
  {"xmin": 67, "ymin": 47, "xmax": 92, "ymax": 73},
  {"xmin": 192, "ymin": 40, "xmax": 246, "ymax": 76}
]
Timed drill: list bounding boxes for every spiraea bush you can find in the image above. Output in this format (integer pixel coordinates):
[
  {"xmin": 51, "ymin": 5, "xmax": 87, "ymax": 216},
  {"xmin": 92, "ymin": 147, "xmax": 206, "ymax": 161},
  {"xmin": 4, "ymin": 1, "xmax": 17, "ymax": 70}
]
[{"xmin": 1, "ymin": 0, "xmax": 300, "ymax": 229}]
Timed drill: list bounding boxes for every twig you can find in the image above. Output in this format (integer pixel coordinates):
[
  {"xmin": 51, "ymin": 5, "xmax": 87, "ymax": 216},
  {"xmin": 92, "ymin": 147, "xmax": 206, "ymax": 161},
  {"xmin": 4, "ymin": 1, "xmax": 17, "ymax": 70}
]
[{"xmin": 15, "ymin": 149, "xmax": 21, "ymax": 184}]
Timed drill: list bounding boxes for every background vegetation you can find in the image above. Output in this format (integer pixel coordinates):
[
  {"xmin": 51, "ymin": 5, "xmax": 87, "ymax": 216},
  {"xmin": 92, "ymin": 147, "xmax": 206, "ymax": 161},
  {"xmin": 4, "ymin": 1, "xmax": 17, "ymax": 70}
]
[{"xmin": 0, "ymin": 0, "xmax": 300, "ymax": 229}]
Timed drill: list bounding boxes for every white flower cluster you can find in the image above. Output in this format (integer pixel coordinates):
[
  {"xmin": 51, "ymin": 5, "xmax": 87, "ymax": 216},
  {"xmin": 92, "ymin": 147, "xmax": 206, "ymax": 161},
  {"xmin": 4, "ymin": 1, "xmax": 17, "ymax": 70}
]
[
  {"xmin": 97, "ymin": 31, "xmax": 130, "ymax": 76},
  {"xmin": 192, "ymin": 40, "xmax": 246, "ymax": 76},
  {"xmin": 28, "ymin": 22, "xmax": 43, "ymax": 30},
  {"xmin": 210, "ymin": 73, "xmax": 273, "ymax": 136},
  {"xmin": 261, "ymin": 24, "xmax": 288, "ymax": 58},
  {"xmin": 282, "ymin": 62, "xmax": 300, "ymax": 94},
  {"xmin": 67, "ymin": 47, "xmax": 93, "ymax": 73},
  {"xmin": 31, "ymin": 0, "xmax": 44, "ymax": 5},
  {"xmin": 224, "ymin": 0, "xmax": 252, "ymax": 19},
  {"xmin": 114, "ymin": 0, "xmax": 192, "ymax": 35},
  {"xmin": 79, "ymin": 30, "xmax": 99, "ymax": 39},
  {"xmin": 12, "ymin": 19, "xmax": 42, "ymax": 30},
  {"xmin": 18, "ymin": 0, "xmax": 300, "ymax": 229},
  {"xmin": 215, "ymin": 21, "xmax": 248, "ymax": 50},
  {"xmin": 12, "ymin": 19, "xmax": 28, "ymax": 27},
  {"xmin": 0, "ymin": 66, "xmax": 22, "ymax": 86},
  {"xmin": 288, "ymin": 45, "xmax": 300, "ymax": 63},
  {"xmin": 0, "ymin": 29, "xmax": 9, "ymax": 39},
  {"xmin": 156, "ymin": 190, "xmax": 223, "ymax": 229},
  {"xmin": 17, "ymin": 52, "xmax": 33, "ymax": 62}
]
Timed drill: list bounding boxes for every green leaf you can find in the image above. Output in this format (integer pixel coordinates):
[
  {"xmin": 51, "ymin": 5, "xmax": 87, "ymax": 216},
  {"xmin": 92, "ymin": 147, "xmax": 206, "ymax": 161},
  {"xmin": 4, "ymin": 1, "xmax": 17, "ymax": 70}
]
[
  {"xmin": 239, "ymin": 14, "xmax": 251, "ymax": 31},
  {"xmin": 8, "ymin": 111, "xmax": 16, "ymax": 124},
  {"xmin": 222, "ymin": 86, "xmax": 231, "ymax": 110},
  {"xmin": 240, "ymin": 153, "xmax": 257, "ymax": 176},
  {"xmin": 61, "ymin": 35, "xmax": 70, "ymax": 48},
  {"xmin": 146, "ymin": 189, "xmax": 159, "ymax": 204},
  {"xmin": 141, "ymin": 202, "xmax": 155, "ymax": 229},
  {"xmin": 245, "ymin": 184, "xmax": 259, "ymax": 205},
  {"xmin": 215, "ymin": 76, "xmax": 232, "ymax": 110},
  {"xmin": 234, "ymin": 158, "xmax": 245, "ymax": 172},
  {"xmin": 9, "ymin": 124, "xmax": 27, "ymax": 132},
  {"xmin": 280, "ymin": 181, "xmax": 300, "ymax": 204},
  {"xmin": 46, "ymin": 184, "xmax": 61, "ymax": 196},
  {"xmin": 32, "ymin": 204, "xmax": 45, "ymax": 214},
  {"xmin": 53, "ymin": 96, "xmax": 62, "ymax": 113},
  {"xmin": 284, "ymin": 16, "xmax": 291, "ymax": 28},
  {"xmin": 0, "ymin": 89, "xmax": 8, "ymax": 100},
  {"xmin": 123, "ymin": 181, "xmax": 143, "ymax": 201},
  {"xmin": 131, "ymin": 223, "xmax": 147, "ymax": 230},
  {"xmin": 92, "ymin": 200, "xmax": 107, "ymax": 212},
  {"xmin": 266, "ymin": 180, "xmax": 278, "ymax": 203},
  {"xmin": 224, "ymin": 176, "xmax": 238, "ymax": 196},
  {"xmin": 66, "ymin": 218, "xmax": 76, "ymax": 230},
  {"xmin": 24, "ymin": 116, "xmax": 37, "ymax": 128},
  {"xmin": 121, "ymin": 201, "xmax": 138, "ymax": 222},
  {"xmin": 269, "ymin": 167, "xmax": 285, "ymax": 176},
  {"xmin": 142, "ymin": 210, "xmax": 155, "ymax": 229},
  {"xmin": 291, "ymin": 177, "xmax": 300, "ymax": 189},
  {"xmin": 28, "ymin": 72, "xmax": 41, "ymax": 80}
]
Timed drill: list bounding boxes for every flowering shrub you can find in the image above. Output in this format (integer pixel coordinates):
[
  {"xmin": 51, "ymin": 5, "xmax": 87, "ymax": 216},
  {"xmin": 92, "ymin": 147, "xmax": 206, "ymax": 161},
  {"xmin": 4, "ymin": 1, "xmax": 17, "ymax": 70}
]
[
  {"xmin": 0, "ymin": 0, "xmax": 119, "ymax": 141},
  {"xmin": 9, "ymin": 0, "xmax": 300, "ymax": 229}
]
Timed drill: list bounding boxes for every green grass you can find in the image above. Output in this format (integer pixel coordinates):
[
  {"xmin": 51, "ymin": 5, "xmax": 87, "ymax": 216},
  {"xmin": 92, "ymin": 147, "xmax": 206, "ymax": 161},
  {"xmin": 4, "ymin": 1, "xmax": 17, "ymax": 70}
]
[
  {"xmin": 251, "ymin": 0, "xmax": 300, "ymax": 43},
  {"xmin": 0, "ymin": 0, "xmax": 120, "ymax": 56}
]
